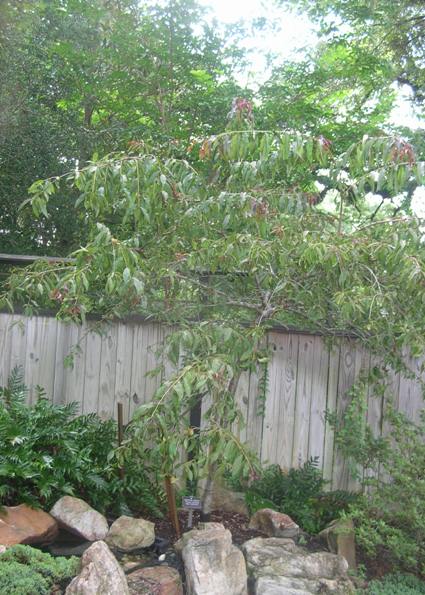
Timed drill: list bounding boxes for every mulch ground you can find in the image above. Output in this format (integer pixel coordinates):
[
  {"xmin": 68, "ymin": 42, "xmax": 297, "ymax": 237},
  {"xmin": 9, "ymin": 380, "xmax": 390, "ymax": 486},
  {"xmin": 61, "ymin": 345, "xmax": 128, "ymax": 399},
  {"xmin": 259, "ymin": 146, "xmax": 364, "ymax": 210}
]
[{"xmin": 147, "ymin": 509, "xmax": 266, "ymax": 547}]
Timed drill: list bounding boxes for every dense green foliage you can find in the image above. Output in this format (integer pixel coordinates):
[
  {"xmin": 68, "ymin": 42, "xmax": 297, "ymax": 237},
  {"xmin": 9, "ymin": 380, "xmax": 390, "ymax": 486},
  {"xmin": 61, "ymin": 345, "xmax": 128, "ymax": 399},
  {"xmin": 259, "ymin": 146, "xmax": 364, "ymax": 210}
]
[
  {"xmin": 0, "ymin": 545, "xmax": 79, "ymax": 595},
  {"xmin": 332, "ymin": 380, "xmax": 425, "ymax": 575},
  {"xmin": 0, "ymin": 0, "xmax": 245, "ymax": 255},
  {"xmin": 0, "ymin": 368, "xmax": 164, "ymax": 515},
  {"xmin": 365, "ymin": 573, "xmax": 425, "ymax": 595},
  {"xmin": 283, "ymin": 0, "xmax": 425, "ymax": 110},
  {"xmin": 258, "ymin": 41, "xmax": 396, "ymax": 152},
  {"xmin": 1, "ymin": 0, "xmax": 423, "ymax": 257},
  {"xmin": 245, "ymin": 458, "xmax": 358, "ymax": 534}
]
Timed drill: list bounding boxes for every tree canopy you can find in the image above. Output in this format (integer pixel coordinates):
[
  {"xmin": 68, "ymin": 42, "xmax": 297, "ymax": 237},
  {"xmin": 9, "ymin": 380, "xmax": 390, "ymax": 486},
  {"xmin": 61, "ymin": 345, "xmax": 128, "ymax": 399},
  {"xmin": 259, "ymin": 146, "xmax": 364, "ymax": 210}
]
[
  {"xmin": 1, "ymin": 0, "xmax": 424, "ymax": 256},
  {"xmin": 282, "ymin": 0, "xmax": 425, "ymax": 109}
]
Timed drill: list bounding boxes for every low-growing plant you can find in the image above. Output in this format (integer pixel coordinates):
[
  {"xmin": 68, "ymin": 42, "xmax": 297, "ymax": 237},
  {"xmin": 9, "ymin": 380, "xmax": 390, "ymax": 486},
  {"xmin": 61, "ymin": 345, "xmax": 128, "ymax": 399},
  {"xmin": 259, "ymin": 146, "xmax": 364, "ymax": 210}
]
[
  {"xmin": 0, "ymin": 368, "xmax": 164, "ymax": 516},
  {"xmin": 0, "ymin": 544, "xmax": 79, "ymax": 594},
  {"xmin": 365, "ymin": 573, "xmax": 425, "ymax": 594},
  {"xmin": 245, "ymin": 457, "xmax": 358, "ymax": 534}
]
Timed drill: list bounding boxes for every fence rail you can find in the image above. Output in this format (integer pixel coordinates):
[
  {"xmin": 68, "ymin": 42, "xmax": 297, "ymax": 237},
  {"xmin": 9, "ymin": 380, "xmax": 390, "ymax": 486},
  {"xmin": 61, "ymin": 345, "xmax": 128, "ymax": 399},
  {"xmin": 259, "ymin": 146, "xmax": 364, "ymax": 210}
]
[{"xmin": 0, "ymin": 313, "xmax": 423, "ymax": 490}]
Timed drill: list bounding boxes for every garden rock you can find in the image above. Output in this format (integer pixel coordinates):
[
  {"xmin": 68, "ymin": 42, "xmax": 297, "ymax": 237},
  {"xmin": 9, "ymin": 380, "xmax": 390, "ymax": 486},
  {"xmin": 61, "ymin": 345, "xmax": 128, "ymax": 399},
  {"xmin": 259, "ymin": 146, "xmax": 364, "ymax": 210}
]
[
  {"xmin": 205, "ymin": 483, "xmax": 249, "ymax": 516},
  {"xmin": 242, "ymin": 537, "xmax": 355, "ymax": 594},
  {"xmin": 106, "ymin": 515, "xmax": 155, "ymax": 551},
  {"xmin": 127, "ymin": 565, "xmax": 183, "ymax": 595},
  {"xmin": 249, "ymin": 508, "xmax": 299, "ymax": 538},
  {"xmin": 318, "ymin": 518, "xmax": 356, "ymax": 570},
  {"xmin": 0, "ymin": 504, "xmax": 58, "ymax": 546},
  {"xmin": 65, "ymin": 540, "xmax": 129, "ymax": 595},
  {"xmin": 50, "ymin": 496, "xmax": 109, "ymax": 541},
  {"xmin": 180, "ymin": 522, "xmax": 248, "ymax": 595}
]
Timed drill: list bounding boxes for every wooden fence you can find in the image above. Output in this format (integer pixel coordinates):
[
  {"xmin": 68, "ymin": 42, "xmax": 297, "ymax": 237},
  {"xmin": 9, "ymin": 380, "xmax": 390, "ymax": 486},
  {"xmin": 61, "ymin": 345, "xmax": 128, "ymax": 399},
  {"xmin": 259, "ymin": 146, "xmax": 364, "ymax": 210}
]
[{"xmin": 0, "ymin": 312, "xmax": 423, "ymax": 490}]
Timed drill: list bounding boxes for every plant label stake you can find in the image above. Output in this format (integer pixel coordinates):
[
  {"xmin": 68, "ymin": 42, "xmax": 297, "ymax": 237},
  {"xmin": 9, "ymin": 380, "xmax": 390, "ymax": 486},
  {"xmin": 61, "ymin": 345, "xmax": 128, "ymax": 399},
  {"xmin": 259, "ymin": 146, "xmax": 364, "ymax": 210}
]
[{"xmin": 182, "ymin": 496, "xmax": 202, "ymax": 528}]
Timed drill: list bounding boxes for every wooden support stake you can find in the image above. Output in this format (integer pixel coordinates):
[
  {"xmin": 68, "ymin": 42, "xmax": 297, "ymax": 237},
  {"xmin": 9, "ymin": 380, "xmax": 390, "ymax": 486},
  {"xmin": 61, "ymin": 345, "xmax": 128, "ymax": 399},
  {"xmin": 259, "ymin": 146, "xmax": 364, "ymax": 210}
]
[
  {"xmin": 165, "ymin": 476, "xmax": 181, "ymax": 538},
  {"xmin": 117, "ymin": 403, "xmax": 125, "ymax": 480}
]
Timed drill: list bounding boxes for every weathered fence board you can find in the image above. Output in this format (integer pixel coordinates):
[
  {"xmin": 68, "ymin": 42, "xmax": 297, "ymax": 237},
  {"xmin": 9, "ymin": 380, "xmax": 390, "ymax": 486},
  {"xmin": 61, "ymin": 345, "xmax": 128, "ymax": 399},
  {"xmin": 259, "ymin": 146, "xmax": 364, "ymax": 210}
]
[{"xmin": 0, "ymin": 313, "xmax": 423, "ymax": 490}]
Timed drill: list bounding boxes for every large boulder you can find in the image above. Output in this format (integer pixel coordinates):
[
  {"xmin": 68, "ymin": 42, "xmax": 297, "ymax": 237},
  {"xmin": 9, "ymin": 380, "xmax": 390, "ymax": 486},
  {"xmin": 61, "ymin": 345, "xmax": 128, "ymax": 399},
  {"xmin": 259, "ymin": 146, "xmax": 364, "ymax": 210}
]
[
  {"xmin": 201, "ymin": 482, "xmax": 248, "ymax": 516},
  {"xmin": 127, "ymin": 565, "xmax": 183, "ymax": 595},
  {"xmin": 50, "ymin": 496, "xmax": 108, "ymax": 541},
  {"xmin": 105, "ymin": 515, "xmax": 155, "ymax": 552},
  {"xmin": 319, "ymin": 518, "xmax": 356, "ymax": 570},
  {"xmin": 180, "ymin": 523, "xmax": 247, "ymax": 595},
  {"xmin": 0, "ymin": 504, "xmax": 58, "ymax": 546},
  {"xmin": 65, "ymin": 540, "xmax": 129, "ymax": 595},
  {"xmin": 242, "ymin": 537, "xmax": 355, "ymax": 594},
  {"xmin": 249, "ymin": 508, "xmax": 299, "ymax": 538}
]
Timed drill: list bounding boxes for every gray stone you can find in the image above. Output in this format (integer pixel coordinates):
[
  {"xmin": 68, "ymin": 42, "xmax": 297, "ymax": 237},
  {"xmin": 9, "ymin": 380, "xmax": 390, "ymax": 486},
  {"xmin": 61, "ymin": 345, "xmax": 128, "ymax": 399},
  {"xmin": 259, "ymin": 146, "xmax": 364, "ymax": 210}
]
[
  {"xmin": 174, "ymin": 522, "xmax": 223, "ymax": 554},
  {"xmin": 65, "ymin": 540, "xmax": 129, "ymax": 595},
  {"xmin": 254, "ymin": 575, "xmax": 354, "ymax": 594},
  {"xmin": 50, "ymin": 496, "xmax": 109, "ymax": 542},
  {"xmin": 318, "ymin": 518, "xmax": 356, "ymax": 570},
  {"xmin": 249, "ymin": 508, "xmax": 299, "ymax": 538},
  {"xmin": 203, "ymin": 483, "xmax": 249, "ymax": 516},
  {"xmin": 243, "ymin": 537, "xmax": 354, "ymax": 595},
  {"xmin": 105, "ymin": 515, "xmax": 155, "ymax": 552},
  {"xmin": 181, "ymin": 522, "xmax": 248, "ymax": 595}
]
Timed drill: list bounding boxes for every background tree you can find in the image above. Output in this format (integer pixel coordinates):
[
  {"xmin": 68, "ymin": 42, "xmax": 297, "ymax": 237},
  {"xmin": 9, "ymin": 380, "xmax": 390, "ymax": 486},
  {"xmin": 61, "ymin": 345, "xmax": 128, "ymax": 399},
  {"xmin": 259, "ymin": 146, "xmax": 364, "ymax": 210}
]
[
  {"xmin": 281, "ymin": 0, "xmax": 425, "ymax": 109},
  {"xmin": 0, "ymin": 0, "xmax": 246, "ymax": 255},
  {"xmin": 257, "ymin": 40, "xmax": 396, "ymax": 152}
]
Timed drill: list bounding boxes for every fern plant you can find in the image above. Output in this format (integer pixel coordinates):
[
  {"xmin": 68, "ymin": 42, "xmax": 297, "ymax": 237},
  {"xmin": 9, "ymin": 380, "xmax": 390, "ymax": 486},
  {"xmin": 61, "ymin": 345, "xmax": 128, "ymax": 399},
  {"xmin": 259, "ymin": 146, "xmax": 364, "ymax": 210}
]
[
  {"xmin": 245, "ymin": 457, "xmax": 359, "ymax": 534},
  {"xmin": 0, "ymin": 368, "xmax": 164, "ymax": 515}
]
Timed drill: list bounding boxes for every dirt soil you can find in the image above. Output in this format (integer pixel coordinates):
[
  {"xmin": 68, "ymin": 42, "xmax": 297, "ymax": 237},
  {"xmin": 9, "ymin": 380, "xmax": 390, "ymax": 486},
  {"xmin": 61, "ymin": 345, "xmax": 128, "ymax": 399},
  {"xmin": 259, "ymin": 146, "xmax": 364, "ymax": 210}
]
[{"xmin": 147, "ymin": 509, "xmax": 266, "ymax": 546}]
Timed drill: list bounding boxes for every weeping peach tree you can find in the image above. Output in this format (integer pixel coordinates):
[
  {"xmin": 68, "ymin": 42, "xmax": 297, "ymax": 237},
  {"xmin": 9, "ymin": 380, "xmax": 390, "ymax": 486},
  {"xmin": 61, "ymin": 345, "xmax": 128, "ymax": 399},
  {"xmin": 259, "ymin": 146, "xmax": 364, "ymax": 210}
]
[{"xmin": 3, "ymin": 118, "xmax": 425, "ymax": 521}]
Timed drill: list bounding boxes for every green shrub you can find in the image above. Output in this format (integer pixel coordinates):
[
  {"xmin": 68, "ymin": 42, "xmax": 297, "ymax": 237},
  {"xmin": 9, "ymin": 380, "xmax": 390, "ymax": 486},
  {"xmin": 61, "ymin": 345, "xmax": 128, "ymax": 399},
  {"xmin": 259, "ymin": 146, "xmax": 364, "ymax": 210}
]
[
  {"xmin": 0, "ymin": 544, "xmax": 79, "ymax": 594},
  {"xmin": 245, "ymin": 457, "xmax": 358, "ymax": 534},
  {"xmin": 365, "ymin": 573, "xmax": 425, "ymax": 594},
  {"xmin": 332, "ymin": 385, "xmax": 425, "ymax": 576},
  {"xmin": 0, "ymin": 368, "xmax": 165, "ymax": 516}
]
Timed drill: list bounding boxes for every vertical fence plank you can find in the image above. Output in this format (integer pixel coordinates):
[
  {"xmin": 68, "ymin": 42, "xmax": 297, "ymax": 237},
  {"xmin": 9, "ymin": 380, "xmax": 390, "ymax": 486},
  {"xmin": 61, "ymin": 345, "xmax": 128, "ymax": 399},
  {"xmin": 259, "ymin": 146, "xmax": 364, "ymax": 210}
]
[
  {"xmin": 332, "ymin": 340, "xmax": 357, "ymax": 489},
  {"xmin": 8, "ymin": 315, "xmax": 28, "ymax": 380},
  {"xmin": 308, "ymin": 336, "xmax": 330, "ymax": 463},
  {"xmin": 367, "ymin": 356, "xmax": 384, "ymax": 439},
  {"xmin": 0, "ymin": 313, "xmax": 13, "ymax": 386},
  {"xmin": 262, "ymin": 332, "xmax": 299, "ymax": 469},
  {"xmin": 129, "ymin": 322, "xmax": 163, "ymax": 420},
  {"xmin": 398, "ymin": 353, "xmax": 424, "ymax": 424},
  {"xmin": 24, "ymin": 316, "xmax": 58, "ymax": 404},
  {"xmin": 53, "ymin": 321, "xmax": 70, "ymax": 406},
  {"xmin": 379, "ymin": 365, "xmax": 402, "ymax": 483},
  {"xmin": 333, "ymin": 341, "xmax": 370, "ymax": 490},
  {"xmin": 322, "ymin": 342, "xmax": 340, "ymax": 484},
  {"xmin": 232, "ymin": 372, "xmax": 250, "ymax": 443},
  {"xmin": 245, "ymin": 363, "xmax": 266, "ymax": 460},
  {"xmin": 62, "ymin": 324, "xmax": 87, "ymax": 413},
  {"xmin": 82, "ymin": 326, "xmax": 102, "ymax": 414},
  {"xmin": 292, "ymin": 335, "xmax": 315, "ymax": 467},
  {"xmin": 98, "ymin": 324, "xmax": 118, "ymax": 420},
  {"xmin": 114, "ymin": 322, "xmax": 134, "ymax": 423},
  {"xmin": 144, "ymin": 323, "xmax": 164, "ymax": 402}
]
